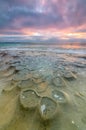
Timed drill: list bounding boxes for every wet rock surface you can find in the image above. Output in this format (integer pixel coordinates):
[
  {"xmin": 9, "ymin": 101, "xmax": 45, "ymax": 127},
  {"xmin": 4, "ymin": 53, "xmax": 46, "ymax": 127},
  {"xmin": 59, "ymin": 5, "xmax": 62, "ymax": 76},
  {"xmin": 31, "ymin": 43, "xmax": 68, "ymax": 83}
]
[
  {"xmin": 52, "ymin": 77, "xmax": 64, "ymax": 87},
  {"xmin": 0, "ymin": 50, "xmax": 86, "ymax": 130},
  {"xmin": 20, "ymin": 89, "xmax": 40, "ymax": 109},
  {"xmin": 17, "ymin": 79, "xmax": 34, "ymax": 89},
  {"xmin": 51, "ymin": 90, "xmax": 68, "ymax": 104},
  {"xmin": 38, "ymin": 97, "xmax": 58, "ymax": 120}
]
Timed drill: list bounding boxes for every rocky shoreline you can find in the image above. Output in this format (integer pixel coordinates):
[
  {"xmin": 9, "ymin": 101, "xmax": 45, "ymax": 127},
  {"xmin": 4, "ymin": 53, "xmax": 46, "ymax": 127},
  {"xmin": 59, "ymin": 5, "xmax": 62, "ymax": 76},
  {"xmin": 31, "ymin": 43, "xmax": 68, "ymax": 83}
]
[{"xmin": 0, "ymin": 50, "xmax": 86, "ymax": 130}]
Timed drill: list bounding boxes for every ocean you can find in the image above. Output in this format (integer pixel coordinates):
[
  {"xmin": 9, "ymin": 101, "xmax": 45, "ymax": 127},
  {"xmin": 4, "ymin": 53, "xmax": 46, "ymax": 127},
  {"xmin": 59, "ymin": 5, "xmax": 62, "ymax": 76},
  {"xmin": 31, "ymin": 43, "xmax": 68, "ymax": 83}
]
[{"xmin": 0, "ymin": 42, "xmax": 86, "ymax": 55}]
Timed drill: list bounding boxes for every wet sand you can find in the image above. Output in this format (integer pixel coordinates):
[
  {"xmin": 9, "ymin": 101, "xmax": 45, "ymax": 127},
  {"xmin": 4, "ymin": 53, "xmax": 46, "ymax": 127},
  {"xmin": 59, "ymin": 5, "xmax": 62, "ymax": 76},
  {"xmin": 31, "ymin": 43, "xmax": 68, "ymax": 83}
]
[{"xmin": 0, "ymin": 49, "xmax": 86, "ymax": 130}]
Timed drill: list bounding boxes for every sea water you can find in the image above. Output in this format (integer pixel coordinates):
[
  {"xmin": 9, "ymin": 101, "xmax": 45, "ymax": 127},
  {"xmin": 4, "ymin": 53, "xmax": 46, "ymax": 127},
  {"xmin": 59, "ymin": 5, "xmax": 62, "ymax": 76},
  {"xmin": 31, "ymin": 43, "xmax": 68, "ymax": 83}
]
[{"xmin": 0, "ymin": 42, "xmax": 86, "ymax": 55}]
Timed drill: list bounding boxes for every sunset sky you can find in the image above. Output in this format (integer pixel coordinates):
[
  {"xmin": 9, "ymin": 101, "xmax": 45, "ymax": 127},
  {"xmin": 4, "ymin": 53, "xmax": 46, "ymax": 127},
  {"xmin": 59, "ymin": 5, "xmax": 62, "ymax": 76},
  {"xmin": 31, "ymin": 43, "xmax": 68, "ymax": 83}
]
[{"xmin": 0, "ymin": 0, "xmax": 86, "ymax": 43}]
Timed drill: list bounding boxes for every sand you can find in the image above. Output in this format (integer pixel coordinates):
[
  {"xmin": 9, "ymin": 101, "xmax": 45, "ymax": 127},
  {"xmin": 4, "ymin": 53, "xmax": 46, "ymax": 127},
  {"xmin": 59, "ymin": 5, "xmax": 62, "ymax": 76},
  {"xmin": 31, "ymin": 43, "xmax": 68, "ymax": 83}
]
[{"xmin": 0, "ymin": 49, "xmax": 86, "ymax": 130}]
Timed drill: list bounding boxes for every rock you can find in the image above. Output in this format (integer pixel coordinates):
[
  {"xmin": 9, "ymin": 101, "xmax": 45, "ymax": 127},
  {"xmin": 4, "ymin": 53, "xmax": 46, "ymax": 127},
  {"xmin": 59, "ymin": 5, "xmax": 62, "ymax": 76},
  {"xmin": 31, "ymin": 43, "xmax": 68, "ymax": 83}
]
[
  {"xmin": 3, "ymin": 67, "xmax": 15, "ymax": 77},
  {"xmin": 17, "ymin": 79, "xmax": 34, "ymax": 89},
  {"xmin": 52, "ymin": 90, "xmax": 68, "ymax": 104},
  {"xmin": 2, "ymin": 80, "xmax": 18, "ymax": 92},
  {"xmin": 8, "ymin": 59, "xmax": 21, "ymax": 65},
  {"xmin": 32, "ymin": 78, "xmax": 43, "ymax": 84},
  {"xmin": 0, "ymin": 65, "xmax": 9, "ymax": 72},
  {"xmin": 38, "ymin": 97, "xmax": 58, "ymax": 120},
  {"xmin": 0, "ymin": 51, "xmax": 8, "ymax": 57},
  {"xmin": 62, "ymin": 71, "xmax": 77, "ymax": 80},
  {"xmin": 35, "ymin": 82, "xmax": 48, "ymax": 93},
  {"xmin": 52, "ymin": 77, "xmax": 64, "ymax": 87},
  {"xmin": 15, "ymin": 65, "xmax": 26, "ymax": 71},
  {"xmin": 73, "ymin": 63, "xmax": 86, "ymax": 68},
  {"xmin": 13, "ymin": 69, "xmax": 30, "ymax": 81},
  {"xmin": 0, "ymin": 65, "xmax": 15, "ymax": 78},
  {"xmin": 20, "ymin": 89, "xmax": 40, "ymax": 109},
  {"xmin": 32, "ymin": 72, "xmax": 42, "ymax": 79}
]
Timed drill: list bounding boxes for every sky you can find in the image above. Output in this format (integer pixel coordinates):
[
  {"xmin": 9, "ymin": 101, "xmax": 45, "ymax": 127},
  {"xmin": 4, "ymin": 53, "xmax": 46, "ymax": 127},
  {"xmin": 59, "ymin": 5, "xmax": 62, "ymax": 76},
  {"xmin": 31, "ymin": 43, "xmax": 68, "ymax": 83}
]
[{"xmin": 0, "ymin": 0, "xmax": 86, "ymax": 43}]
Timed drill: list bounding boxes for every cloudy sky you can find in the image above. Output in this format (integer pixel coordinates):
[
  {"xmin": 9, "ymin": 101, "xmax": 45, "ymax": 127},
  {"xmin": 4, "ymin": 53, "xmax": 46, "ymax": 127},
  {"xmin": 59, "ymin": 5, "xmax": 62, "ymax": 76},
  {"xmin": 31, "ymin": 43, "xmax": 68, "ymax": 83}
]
[{"xmin": 0, "ymin": 0, "xmax": 86, "ymax": 43}]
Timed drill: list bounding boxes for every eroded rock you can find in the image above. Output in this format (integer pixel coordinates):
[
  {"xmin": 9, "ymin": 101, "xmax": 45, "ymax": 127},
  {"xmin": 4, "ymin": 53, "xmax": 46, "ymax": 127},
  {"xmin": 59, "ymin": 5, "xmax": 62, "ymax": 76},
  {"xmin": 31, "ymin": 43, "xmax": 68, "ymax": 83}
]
[
  {"xmin": 38, "ymin": 97, "xmax": 58, "ymax": 120},
  {"xmin": 17, "ymin": 79, "xmax": 34, "ymax": 89},
  {"xmin": 52, "ymin": 77, "xmax": 64, "ymax": 87},
  {"xmin": 20, "ymin": 89, "xmax": 40, "ymax": 109},
  {"xmin": 52, "ymin": 90, "xmax": 68, "ymax": 104}
]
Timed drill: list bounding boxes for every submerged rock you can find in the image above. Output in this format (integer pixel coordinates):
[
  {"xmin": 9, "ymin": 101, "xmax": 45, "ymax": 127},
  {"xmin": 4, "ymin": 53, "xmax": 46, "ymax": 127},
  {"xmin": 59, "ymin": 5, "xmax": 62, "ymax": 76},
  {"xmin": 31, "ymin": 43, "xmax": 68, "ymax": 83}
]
[
  {"xmin": 38, "ymin": 97, "xmax": 58, "ymax": 120},
  {"xmin": 0, "ymin": 51, "xmax": 8, "ymax": 57},
  {"xmin": 17, "ymin": 79, "xmax": 34, "ymax": 89},
  {"xmin": 13, "ymin": 69, "xmax": 30, "ymax": 81},
  {"xmin": 8, "ymin": 59, "xmax": 21, "ymax": 65},
  {"xmin": 73, "ymin": 62, "xmax": 86, "ymax": 68},
  {"xmin": 52, "ymin": 77, "xmax": 64, "ymax": 87},
  {"xmin": 32, "ymin": 78, "xmax": 43, "ymax": 84},
  {"xmin": 62, "ymin": 71, "xmax": 77, "ymax": 80},
  {"xmin": 2, "ymin": 80, "xmax": 18, "ymax": 92},
  {"xmin": 15, "ymin": 65, "xmax": 26, "ymax": 71},
  {"xmin": 0, "ymin": 66, "xmax": 15, "ymax": 78},
  {"xmin": 20, "ymin": 89, "xmax": 40, "ymax": 109},
  {"xmin": 0, "ymin": 65, "xmax": 10, "ymax": 72},
  {"xmin": 35, "ymin": 82, "xmax": 48, "ymax": 93},
  {"xmin": 32, "ymin": 72, "xmax": 42, "ymax": 79},
  {"xmin": 52, "ymin": 90, "xmax": 69, "ymax": 104}
]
